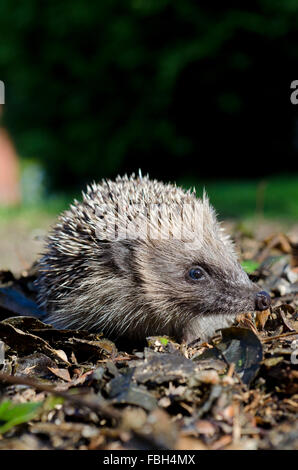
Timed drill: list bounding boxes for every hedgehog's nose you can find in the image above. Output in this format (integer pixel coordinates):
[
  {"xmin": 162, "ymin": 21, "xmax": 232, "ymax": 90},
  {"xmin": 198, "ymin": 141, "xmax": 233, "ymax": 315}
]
[{"xmin": 255, "ymin": 291, "xmax": 271, "ymax": 311}]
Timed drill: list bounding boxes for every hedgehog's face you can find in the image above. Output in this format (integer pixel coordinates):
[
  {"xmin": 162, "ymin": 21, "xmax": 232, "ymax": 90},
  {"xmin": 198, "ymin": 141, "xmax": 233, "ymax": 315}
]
[{"xmin": 130, "ymin": 236, "xmax": 269, "ymax": 342}]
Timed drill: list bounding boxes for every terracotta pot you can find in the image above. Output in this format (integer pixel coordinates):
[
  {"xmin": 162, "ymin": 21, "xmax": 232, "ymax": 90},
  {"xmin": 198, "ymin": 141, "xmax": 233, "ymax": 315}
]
[{"xmin": 0, "ymin": 128, "xmax": 21, "ymax": 206}]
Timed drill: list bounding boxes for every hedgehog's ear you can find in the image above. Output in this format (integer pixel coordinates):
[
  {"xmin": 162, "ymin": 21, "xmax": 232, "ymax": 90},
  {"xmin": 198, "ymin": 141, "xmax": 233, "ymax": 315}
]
[{"xmin": 110, "ymin": 240, "xmax": 135, "ymax": 274}]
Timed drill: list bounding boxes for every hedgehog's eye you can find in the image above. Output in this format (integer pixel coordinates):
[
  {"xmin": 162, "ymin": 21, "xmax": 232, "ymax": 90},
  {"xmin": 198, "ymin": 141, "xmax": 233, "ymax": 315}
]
[{"xmin": 188, "ymin": 267, "xmax": 205, "ymax": 281}]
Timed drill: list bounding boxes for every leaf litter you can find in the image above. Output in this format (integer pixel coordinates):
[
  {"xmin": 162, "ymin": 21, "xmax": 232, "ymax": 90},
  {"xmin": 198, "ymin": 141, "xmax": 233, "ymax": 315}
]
[{"xmin": 0, "ymin": 228, "xmax": 297, "ymax": 450}]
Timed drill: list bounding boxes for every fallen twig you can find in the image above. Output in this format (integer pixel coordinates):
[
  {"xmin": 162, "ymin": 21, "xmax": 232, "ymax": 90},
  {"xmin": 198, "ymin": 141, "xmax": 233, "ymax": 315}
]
[{"xmin": 0, "ymin": 371, "xmax": 121, "ymax": 421}]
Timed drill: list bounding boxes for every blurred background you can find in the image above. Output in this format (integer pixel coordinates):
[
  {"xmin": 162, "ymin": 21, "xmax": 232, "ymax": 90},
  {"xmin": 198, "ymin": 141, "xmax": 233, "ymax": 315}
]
[{"xmin": 0, "ymin": 0, "xmax": 298, "ymax": 271}]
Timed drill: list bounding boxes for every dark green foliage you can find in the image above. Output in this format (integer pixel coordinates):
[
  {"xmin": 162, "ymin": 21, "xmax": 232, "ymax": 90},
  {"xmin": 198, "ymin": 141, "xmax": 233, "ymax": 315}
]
[{"xmin": 0, "ymin": 1, "xmax": 298, "ymax": 189}]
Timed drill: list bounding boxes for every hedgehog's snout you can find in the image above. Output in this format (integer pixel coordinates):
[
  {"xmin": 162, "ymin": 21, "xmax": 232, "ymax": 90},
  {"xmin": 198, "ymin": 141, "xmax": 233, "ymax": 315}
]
[{"xmin": 255, "ymin": 290, "xmax": 271, "ymax": 311}]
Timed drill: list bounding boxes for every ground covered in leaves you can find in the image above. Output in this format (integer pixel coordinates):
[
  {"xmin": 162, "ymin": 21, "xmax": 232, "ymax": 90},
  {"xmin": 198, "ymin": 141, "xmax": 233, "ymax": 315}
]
[{"xmin": 0, "ymin": 228, "xmax": 297, "ymax": 450}]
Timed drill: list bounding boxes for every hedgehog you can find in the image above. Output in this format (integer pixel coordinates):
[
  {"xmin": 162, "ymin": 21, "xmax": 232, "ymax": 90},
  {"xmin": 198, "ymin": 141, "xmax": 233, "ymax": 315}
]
[{"xmin": 36, "ymin": 172, "xmax": 271, "ymax": 344}]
